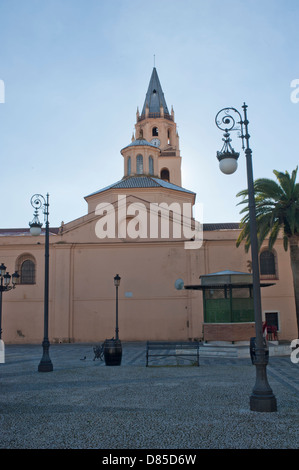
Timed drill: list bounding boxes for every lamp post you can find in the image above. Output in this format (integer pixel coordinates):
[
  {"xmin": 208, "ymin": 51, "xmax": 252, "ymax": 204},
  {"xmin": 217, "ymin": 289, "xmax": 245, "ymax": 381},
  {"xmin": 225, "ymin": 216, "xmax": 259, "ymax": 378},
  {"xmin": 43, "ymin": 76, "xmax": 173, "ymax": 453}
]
[
  {"xmin": 103, "ymin": 274, "xmax": 122, "ymax": 366},
  {"xmin": 29, "ymin": 193, "xmax": 53, "ymax": 372},
  {"xmin": 215, "ymin": 104, "xmax": 277, "ymax": 412},
  {"xmin": 114, "ymin": 274, "xmax": 121, "ymax": 340},
  {"xmin": 0, "ymin": 264, "xmax": 19, "ymax": 347}
]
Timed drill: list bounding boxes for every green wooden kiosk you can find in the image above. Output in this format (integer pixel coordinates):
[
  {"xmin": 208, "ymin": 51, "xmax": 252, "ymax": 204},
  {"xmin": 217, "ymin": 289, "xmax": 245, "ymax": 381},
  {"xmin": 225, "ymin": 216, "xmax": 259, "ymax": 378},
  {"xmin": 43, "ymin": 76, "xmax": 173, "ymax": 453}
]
[{"xmin": 185, "ymin": 271, "xmax": 274, "ymax": 342}]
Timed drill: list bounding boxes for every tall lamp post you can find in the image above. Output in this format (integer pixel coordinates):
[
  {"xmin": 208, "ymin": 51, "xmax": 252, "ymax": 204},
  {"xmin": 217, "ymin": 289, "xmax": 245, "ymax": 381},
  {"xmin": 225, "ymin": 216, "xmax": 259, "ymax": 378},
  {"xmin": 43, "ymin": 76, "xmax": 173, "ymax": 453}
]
[
  {"xmin": 29, "ymin": 193, "xmax": 53, "ymax": 372},
  {"xmin": 0, "ymin": 264, "xmax": 19, "ymax": 360},
  {"xmin": 103, "ymin": 274, "xmax": 122, "ymax": 366},
  {"xmin": 114, "ymin": 274, "xmax": 121, "ymax": 340},
  {"xmin": 215, "ymin": 103, "xmax": 277, "ymax": 412}
]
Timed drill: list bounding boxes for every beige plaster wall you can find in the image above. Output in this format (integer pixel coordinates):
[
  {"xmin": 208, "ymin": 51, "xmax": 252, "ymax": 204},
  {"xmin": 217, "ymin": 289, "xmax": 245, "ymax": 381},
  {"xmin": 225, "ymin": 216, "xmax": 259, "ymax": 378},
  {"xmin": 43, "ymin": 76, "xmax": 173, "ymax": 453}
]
[{"xmin": 0, "ymin": 225, "xmax": 297, "ymax": 344}]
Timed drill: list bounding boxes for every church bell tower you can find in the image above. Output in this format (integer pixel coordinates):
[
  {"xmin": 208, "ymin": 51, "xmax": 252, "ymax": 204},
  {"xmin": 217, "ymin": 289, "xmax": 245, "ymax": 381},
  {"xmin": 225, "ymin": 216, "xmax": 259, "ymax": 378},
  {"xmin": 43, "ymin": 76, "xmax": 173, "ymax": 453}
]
[{"xmin": 121, "ymin": 68, "xmax": 182, "ymax": 186}]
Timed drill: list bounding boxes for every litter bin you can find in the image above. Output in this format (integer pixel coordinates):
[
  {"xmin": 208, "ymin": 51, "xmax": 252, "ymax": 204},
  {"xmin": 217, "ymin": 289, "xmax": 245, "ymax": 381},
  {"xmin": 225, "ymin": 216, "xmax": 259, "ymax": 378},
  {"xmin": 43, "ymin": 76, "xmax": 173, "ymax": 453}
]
[
  {"xmin": 103, "ymin": 338, "xmax": 122, "ymax": 366},
  {"xmin": 250, "ymin": 337, "xmax": 269, "ymax": 365}
]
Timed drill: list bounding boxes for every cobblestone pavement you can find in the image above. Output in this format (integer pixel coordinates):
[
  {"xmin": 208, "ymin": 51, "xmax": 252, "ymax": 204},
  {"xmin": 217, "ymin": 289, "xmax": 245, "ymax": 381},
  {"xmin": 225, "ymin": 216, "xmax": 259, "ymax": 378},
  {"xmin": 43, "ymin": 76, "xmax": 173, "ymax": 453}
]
[
  {"xmin": 0, "ymin": 342, "xmax": 298, "ymax": 451},
  {"xmin": 267, "ymin": 358, "xmax": 299, "ymax": 394}
]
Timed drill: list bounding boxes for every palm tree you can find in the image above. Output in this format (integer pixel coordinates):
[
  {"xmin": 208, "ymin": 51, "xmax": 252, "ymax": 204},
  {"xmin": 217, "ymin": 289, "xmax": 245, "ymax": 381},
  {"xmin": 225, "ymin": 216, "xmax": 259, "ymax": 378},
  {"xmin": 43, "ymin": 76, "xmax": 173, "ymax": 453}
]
[{"xmin": 236, "ymin": 167, "xmax": 299, "ymax": 337}]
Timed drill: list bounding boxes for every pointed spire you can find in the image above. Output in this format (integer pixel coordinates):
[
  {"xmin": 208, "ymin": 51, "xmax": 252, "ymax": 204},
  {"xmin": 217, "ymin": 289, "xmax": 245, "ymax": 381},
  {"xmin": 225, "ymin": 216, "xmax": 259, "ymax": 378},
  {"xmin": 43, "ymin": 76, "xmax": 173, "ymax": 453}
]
[{"xmin": 141, "ymin": 67, "xmax": 170, "ymax": 116}]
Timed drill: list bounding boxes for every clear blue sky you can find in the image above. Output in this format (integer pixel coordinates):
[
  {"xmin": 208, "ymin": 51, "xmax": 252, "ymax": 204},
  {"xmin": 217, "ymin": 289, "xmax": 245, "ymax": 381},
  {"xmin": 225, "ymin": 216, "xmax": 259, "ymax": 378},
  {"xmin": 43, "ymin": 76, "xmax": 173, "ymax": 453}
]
[{"xmin": 0, "ymin": 0, "xmax": 298, "ymax": 228}]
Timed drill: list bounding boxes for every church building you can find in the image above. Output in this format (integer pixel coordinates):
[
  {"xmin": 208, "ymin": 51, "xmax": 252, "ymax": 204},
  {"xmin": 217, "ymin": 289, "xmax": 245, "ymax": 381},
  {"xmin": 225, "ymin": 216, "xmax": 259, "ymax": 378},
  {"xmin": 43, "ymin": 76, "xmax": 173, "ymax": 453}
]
[{"xmin": 0, "ymin": 68, "xmax": 296, "ymax": 344}]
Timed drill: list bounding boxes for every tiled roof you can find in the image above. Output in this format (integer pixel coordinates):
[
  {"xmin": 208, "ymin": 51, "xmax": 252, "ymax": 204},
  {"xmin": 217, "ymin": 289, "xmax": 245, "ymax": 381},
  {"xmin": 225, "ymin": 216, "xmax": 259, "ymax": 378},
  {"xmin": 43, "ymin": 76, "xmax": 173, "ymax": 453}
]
[
  {"xmin": 121, "ymin": 138, "xmax": 158, "ymax": 152},
  {"xmin": 201, "ymin": 270, "xmax": 249, "ymax": 276},
  {"xmin": 203, "ymin": 223, "xmax": 240, "ymax": 231},
  {"xmin": 0, "ymin": 228, "xmax": 59, "ymax": 236},
  {"xmin": 0, "ymin": 224, "xmax": 241, "ymax": 237},
  {"xmin": 151, "ymin": 178, "xmax": 194, "ymax": 193},
  {"xmin": 86, "ymin": 176, "xmax": 195, "ymax": 197}
]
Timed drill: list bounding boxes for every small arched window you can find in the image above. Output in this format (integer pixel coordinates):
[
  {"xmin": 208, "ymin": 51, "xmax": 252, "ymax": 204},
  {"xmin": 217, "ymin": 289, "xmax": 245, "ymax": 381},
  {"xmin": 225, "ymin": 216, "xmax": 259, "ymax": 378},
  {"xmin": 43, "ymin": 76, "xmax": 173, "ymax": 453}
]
[
  {"xmin": 152, "ymin": 127, "xmax": 158, "ymax": 136},
  {"xmin": 260, "ymin": 250, "xmax": 277, "ymax": 278},
  {"xmin": 149, "ymin": 156, "xmax": 154, "ymax": 175},
  {"xmin": 16, "ymin": 254, "xmax": 36, "ymax": 284},
  {"xmin": 160, "ymin": 168, "xmax": 170, "ymax": 182},
  {"xmin": 127, "ymin": 156, "xmax": 131, "ymax": 176},
  {"xmin": 136, "ymin": 154, "xmax": 143, "ymax": 174}
]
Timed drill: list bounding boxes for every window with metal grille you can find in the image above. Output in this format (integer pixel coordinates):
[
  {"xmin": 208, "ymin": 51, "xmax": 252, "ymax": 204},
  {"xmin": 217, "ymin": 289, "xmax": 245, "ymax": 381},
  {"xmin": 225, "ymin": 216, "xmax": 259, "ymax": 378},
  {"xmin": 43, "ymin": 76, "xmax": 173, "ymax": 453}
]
[
  {"xmin": 20, "ymin": 260, "xmax": 35, "ymax": 284},
  {"xmin": 16, "ymin": 254, "xmax": 36, "ymax": 284},
  {"xmin": 260, "ymin": 250, "xmax": 277, "ymax": 278}
]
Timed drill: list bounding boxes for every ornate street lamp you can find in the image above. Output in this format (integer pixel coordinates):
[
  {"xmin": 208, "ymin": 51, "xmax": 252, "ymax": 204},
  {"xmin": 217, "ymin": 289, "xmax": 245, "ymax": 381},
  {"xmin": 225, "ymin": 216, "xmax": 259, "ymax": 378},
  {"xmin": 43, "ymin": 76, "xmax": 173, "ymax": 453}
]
[
  {"xmin": 29, "ymin": 193, "xmax": 53, "ymax": 372},
  {"xmin": 0, "ymin": 263, "xmax": 19, "ymax": 342},
  {"xmin": 215, "ymin": 104, "xmax": 277, "ymax": 412},
  {"xmin": 103, "ymin": 274, "xmax": 122, "ymax": 366}
]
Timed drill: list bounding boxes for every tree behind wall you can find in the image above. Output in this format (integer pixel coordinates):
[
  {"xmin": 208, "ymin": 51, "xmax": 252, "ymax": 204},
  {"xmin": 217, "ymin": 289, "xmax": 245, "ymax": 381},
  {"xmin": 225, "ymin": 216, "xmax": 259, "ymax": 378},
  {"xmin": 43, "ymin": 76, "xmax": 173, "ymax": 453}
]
[{"xmin": 236, "ymin": 167, "xmax": 299, "ymax": 337}]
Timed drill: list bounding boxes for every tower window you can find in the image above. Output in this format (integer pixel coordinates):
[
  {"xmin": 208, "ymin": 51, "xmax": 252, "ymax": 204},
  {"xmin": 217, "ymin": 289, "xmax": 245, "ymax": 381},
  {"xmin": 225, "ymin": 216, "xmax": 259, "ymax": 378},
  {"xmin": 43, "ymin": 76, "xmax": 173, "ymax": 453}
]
[
  {"xmin": 136, "ymin": 154, "xmax": 143, "ymax": 174},
  {"xmin": 149, "ymin": 156, "xmax": 154, "ymax": 175},
  {"xmin": 127, "ymin": 156, "xmax": 131, "ymax": 176},
  {"xmin": 152, "ymin": 127, "xmax": 159, "ymax": 136},
  {"xmin": 161, "ymin": 168, "xmax": 170, "ymax": 182}
]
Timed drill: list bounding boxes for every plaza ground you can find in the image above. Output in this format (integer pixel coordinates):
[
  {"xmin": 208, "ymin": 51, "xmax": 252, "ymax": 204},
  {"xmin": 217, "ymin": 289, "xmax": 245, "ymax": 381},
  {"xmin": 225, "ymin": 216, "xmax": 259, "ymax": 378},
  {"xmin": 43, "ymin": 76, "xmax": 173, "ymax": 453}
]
[{"xmin": 0, "ymin": 342, "xmax": 298, "ymax": 451}]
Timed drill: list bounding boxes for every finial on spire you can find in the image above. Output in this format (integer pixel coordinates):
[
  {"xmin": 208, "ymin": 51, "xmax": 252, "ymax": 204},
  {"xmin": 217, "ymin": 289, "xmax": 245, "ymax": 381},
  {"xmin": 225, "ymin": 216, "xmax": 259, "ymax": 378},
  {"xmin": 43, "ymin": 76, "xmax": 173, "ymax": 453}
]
[{"xmin": 154, "ymin": 54, "xmax": 155, "ymax": 67}]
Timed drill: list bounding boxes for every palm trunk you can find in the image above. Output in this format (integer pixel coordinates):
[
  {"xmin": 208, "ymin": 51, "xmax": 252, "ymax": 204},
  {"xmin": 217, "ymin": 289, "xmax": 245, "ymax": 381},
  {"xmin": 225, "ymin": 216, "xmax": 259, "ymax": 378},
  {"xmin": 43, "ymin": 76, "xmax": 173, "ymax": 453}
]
[{"xmin": 289, "ymin": 235, "xmax": 299, "ymax": 338}]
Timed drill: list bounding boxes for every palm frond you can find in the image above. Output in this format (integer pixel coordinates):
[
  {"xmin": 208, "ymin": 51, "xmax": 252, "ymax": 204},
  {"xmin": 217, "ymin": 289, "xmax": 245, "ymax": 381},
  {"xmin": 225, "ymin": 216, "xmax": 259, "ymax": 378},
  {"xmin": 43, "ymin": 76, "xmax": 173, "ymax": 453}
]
[
  {"xmin": 268, "ymin": 220, "xmax": 281, "ymax": 250},
  {"xmin": 254, "ymin": 178, "xmax": 283, "ymax": 200},
  {"xmin": 236, "ymin": 166, "xmax": 299, "ymax": 252}
]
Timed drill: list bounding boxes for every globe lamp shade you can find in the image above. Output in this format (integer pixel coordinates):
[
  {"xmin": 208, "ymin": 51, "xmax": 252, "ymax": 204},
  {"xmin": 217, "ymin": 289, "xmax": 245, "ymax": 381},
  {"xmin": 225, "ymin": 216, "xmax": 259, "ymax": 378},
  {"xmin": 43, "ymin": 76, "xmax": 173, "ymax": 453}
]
[
  {"xmin": 30, "ymin": 222, "xmax": 42, "ymax": 236},
  {"xmin": 219, "ymin": 157, "xmax": 238, "ymax": 175},
  {"xmin": 217, "ymin": 150, "xmax": 239, "ymax": 175}
]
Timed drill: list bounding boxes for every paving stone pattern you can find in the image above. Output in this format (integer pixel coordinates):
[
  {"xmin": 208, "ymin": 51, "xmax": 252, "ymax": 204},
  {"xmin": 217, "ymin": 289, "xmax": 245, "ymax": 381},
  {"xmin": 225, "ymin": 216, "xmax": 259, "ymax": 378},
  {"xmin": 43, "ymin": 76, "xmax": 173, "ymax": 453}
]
[{"xmin": 0, "ymin": 343, "xmax": 298, "ymax": 449}]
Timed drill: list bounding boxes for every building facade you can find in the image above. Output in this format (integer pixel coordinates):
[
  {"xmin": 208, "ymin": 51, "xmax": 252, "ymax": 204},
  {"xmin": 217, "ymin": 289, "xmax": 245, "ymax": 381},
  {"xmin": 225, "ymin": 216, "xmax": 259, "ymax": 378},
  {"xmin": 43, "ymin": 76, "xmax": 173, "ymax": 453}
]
[{"xmin": 0, "ymin": 68, "xmax": 296, "ymax": 344}]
